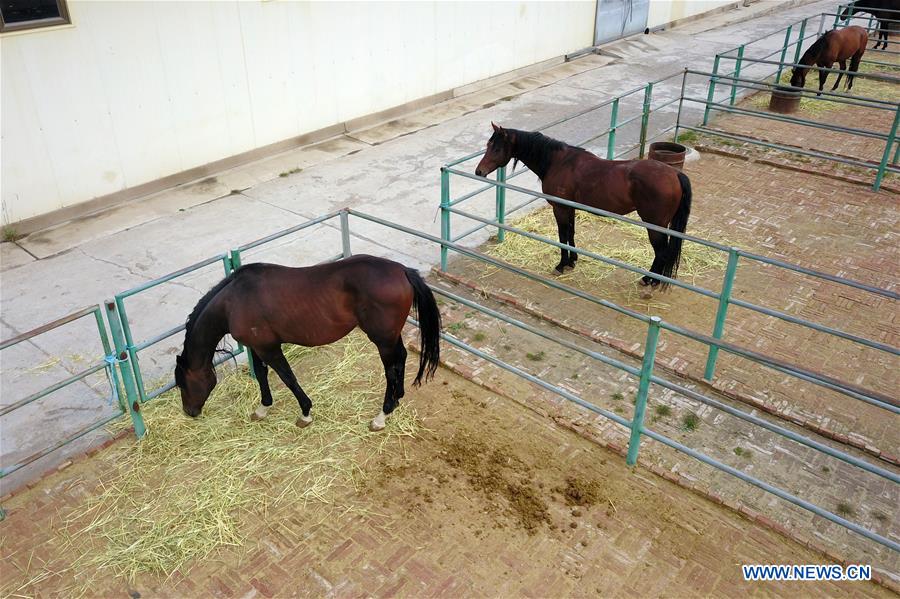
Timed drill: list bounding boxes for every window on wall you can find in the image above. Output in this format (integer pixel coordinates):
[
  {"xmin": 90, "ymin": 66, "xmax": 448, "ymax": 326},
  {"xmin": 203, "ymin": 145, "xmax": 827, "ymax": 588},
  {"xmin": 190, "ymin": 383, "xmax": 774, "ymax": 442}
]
[{"xmin": 0, "ymin": 0, "xmax": 70, "ymax": 33}]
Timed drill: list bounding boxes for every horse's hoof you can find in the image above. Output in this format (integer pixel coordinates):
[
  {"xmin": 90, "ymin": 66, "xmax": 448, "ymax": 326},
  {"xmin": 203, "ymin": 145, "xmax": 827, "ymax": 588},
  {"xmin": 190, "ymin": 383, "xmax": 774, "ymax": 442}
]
[
  {"xmin": 250, "ymin": 405, "xmax": 269, "ymax": 421},
  {"xmin": 368, "ymin": 420, "xmax": 386, "ymax": 432},
  {"xmin": 639, "ymin": 277, "xmax": 653, "ymax": 287},
  {"xmin": 554, "ymin": 265, "xmax": 566, "ymax": 275},
  {"xmin": 250, "ymin": 412, "xmax": 262, "ymax": 422},
  {"xmin": 296, "ymin": 415, "xmax": 313, "ymax": 428},
  {"xmin": 640, "ymin": 290, "xmax": 653, "ymax": 300}
]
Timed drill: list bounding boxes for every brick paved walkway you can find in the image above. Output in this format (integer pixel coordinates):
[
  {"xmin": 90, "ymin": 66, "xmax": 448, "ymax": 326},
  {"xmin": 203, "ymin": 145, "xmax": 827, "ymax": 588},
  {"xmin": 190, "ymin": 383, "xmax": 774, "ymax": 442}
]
[
  {"xmin": 428, "ymin": 280, "xmax": 899, "ymax": 588},
  {"xmin": 0, "ymin": 367, "xmax": 891, "ymax": 598}
]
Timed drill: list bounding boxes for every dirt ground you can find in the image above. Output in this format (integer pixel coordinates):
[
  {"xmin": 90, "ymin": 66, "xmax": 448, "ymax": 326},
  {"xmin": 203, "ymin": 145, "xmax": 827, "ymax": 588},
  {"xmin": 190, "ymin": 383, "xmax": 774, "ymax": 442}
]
[{"xmin": 0, "ymin": 337, "xmax": 890, "ymax": 598}]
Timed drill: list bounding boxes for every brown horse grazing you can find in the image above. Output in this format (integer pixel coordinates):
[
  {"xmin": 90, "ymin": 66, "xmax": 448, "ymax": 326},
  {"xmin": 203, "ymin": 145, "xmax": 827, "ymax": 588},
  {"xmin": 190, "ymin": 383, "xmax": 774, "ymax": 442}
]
[
  {"xmin": 475, "ymin": 123, "xmax": 692, "ymax": 289},
  {"xmin": 175, "ymin": 255, "xmax": 441, "ymax": 432},
  {"xmin": 790, "ymin": 26, "xmax": 868, "ymax": 93}
]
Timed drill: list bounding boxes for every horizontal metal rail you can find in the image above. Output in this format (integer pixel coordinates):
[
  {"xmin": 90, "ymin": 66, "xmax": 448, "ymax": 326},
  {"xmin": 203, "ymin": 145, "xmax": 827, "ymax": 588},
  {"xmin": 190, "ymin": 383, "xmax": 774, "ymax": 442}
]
[
  {"xmin": 711, "ymin": 56, "xmax": 900, "ymax": 84},
  {"xmin": 679, "ymin": 123, "xmax": 900, "ymax": 174},
  {"xmin": 690, "ymin": 95, "xmax": 894, "ymax": 141},
  {"xmin": 0, "ymin": 411, "xmax": 121, "ymax": 478},
  {"xmin": 0, "ymin": 362, "xmax": 108, "ymax": 418},
  {"xmin": 0, "ymin": 305, "xmax": 100, "ymax": 350},
  {"xmin": 117, "ymin": 253, "xmax": 228, "ymax": 299},
  {"xmin": 237, "ymin": 210, "xmax": 341, "ymax": 252}
]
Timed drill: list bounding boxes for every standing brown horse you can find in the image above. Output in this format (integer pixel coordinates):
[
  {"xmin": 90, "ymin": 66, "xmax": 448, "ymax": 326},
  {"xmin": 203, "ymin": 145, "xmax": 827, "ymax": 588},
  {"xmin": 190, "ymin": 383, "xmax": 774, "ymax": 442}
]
[
  {"xmin": 175, "ymin": 255, "xmax": 441, "ymax": 432},
  {"xmin": 475, "ymin": 123, "xmax": 692, "ymax": 289},
  {"xmin": 790, "ymin": 26, "xmax": 868, "ymax": 93}
]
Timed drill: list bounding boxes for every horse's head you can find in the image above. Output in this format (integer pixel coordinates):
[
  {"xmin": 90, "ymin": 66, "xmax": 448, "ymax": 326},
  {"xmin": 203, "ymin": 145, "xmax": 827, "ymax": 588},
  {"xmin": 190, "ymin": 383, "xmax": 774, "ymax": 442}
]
[
  {"xmin": 175, "ymin": 353, "xmax": 217, "ymax": 417},
  {"xmin": 789, "ymin": 67, "xmax": 806, "ymax": 89},
  {"xmin": 475, "ymin": 122, "xmax": 514, "ymax": 177}
]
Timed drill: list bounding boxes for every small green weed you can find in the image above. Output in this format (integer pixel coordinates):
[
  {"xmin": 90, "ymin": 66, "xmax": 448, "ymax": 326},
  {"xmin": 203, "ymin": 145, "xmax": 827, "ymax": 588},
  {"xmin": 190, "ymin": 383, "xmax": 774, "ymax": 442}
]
[
  {"xmin": 654, "ymin": 404, "xmax": 671, "ymax": 417},
  {"xmin": 526, "ymin": 351, "xmax": 545, "ymax": 362},
  {"xmin": 681, "ymin": 412, "xmax": 700, "ymax": 432},
  {"xmin": 611, "ymin": 392, "xmax": 624, "ymax": 401}
]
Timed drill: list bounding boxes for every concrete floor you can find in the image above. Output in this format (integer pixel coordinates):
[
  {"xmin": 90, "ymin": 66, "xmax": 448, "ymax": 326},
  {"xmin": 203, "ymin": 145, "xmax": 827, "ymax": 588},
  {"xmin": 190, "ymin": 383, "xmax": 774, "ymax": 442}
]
[{"xmin": 0, "ymin": 0, "xmax": 835, "ymax": 493}]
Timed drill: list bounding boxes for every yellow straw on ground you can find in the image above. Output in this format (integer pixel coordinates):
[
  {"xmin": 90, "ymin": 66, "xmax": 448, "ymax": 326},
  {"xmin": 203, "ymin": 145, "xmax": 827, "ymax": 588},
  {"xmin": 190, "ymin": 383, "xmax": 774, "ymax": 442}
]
[{"xmin": 61, "ymin": 331, "xmax": 416, "ymax": 585}]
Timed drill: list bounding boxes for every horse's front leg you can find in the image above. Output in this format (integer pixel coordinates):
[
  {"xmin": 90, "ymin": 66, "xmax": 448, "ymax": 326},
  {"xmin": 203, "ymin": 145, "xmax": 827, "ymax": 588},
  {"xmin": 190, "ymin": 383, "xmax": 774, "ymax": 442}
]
[
  {"xmin": 551, "ymin": 204, "xmax": 573, "ymax": 274},
  {"xmin": 370, "ymin": 338, "xmax": 407, "ymax": 432},
  {"xmin": 248, "ymin": 348, "xmax": 274, "ymax": 421},
  {"xmin": 261, "ymin": 347, "xmax": 314, "ymax": 428},
  {"xmin": 818, "ymin": 69, "xmax": 828, "ymax": 96},
  {"xmin": 831, "ymin": 60, "xmax": 846, "ymax": 90}
]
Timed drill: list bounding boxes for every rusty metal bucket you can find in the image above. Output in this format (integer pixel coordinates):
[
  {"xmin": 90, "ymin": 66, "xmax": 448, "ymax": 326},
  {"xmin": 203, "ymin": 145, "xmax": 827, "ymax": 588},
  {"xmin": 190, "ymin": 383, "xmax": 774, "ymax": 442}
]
[
  {"xmin": 769, "ymin": 86, "xmax": 801, "ymax": 114},
  {"xmin": 648, "ymin": 142, "xmax": 688, "ymax": 171}
]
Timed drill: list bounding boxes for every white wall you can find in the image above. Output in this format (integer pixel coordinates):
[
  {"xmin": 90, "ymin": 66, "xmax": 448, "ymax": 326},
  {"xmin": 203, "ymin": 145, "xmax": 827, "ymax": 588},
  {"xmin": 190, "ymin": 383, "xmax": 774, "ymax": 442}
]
[
  {"xmin": 1, "ymin": 1, "xmax": 595, "ymax": 224},
  {"xmin": 648, "ymin": 0, "xmax": 737, "ymax": 29}
]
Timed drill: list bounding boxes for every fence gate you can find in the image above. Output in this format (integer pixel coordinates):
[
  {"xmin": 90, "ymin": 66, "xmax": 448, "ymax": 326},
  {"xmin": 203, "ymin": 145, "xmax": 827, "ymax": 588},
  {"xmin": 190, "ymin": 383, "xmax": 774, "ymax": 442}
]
[{"xmin": 594, "ymin": 0, "xmax": 650, "ymax": 45}]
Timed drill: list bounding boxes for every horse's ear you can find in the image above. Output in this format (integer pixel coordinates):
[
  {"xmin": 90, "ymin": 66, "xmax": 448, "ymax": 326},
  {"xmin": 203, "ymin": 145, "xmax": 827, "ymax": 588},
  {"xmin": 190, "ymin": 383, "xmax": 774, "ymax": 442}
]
[
  {"xmin": 175, "ymin": 354, "xmax": 185, "ymax": 366},
  {"xmin": 492, "ymin": 122, "xmax": 503, "ymax": 134}
]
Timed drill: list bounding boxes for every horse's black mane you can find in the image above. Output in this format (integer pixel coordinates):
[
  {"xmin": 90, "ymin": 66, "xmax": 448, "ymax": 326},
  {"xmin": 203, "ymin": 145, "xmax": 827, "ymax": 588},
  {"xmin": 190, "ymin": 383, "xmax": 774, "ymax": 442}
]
[
  {"xmin": 184, "ymin": 263, "xmax": 267, "ymax": 345},
  {"xmin": 509, "ymin": 129, "xmax": 578, "ymax": 179},
  {"xmin": 801, "ymin": 33, "xmax": 830, "ymax": 64},
  {"xmin": 183, "ymin": 271, "xmax": 238, "ymax": 346}
]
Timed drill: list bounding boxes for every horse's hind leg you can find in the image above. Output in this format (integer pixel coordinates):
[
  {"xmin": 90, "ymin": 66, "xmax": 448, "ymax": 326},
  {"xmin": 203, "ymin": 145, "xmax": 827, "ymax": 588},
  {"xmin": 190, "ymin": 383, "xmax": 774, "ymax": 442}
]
[
  {"xmin": 551, "ymin": 204, "xmax": 574, "ymax": 274},
  {"xmin": 640, "ymin": 229, "xmax": 668, "ymax": 288},
  {"xmin": 831, "ymin": 60, "xmax": 846, "ymax": 91},
  {"xmin": 370, "ymin": 337, "xmax": 407, "ymax": 432},
  {"xmin": 249, "ymin": 348, "xmax": 274, "ymax": 421},
  {"xmin": 260, "ymin": 346, "xmax": 314, "ymax": 428},
  {"xmin": 848, "ymin": 53, "xmax": 862, "ymax": 90}
]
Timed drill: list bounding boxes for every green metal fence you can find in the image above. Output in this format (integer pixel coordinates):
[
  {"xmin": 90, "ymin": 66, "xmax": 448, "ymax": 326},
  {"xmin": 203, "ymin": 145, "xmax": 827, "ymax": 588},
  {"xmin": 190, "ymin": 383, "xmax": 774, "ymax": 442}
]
[
  {"xmin": 0, "ymin": 305, "xmax": 124, "ymax": 478},
  {"xmin": 2, "ymin": 206, "xmax": 898, "ymax": 560}
]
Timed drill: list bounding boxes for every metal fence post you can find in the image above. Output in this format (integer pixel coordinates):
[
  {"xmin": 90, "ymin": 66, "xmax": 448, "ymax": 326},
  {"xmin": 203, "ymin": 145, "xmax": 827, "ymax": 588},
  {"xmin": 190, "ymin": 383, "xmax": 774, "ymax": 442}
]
[
  {"xmin": 495, "ymin": 166, "xmax": 507, "ymax": 242},
  {"xmin": 776, "ymin": 25, "xmax": 793, "ymax": 85},
  {"xmin": 874, "ymin": 106, "xmax": 900, "ymax": 191},
  {"xmin": 607, "ymin": 97, "xmax": 619, "ymax": 158},
  {"xmin": 674, "ymin": 69, "xmax": 687, "ymax": 143},
  {"xmin": 440, "ymin": 167, "xmax": 450, "ymax": 271},
  {"xmin": 817, "ymin": 13, "xmax": 826, "ymax": 35},
  {"xmin": 703, "ymin": 55, "xmax": 721, "ymax": 126},
  {"xmin": 626, "ymin": 316, "xmax": 661, "ymax": 466},
  {"xmin": 793, "ymin": 19, "xmax": 807, "ymax": 66},
  {"xmin": 704, "ymin": 249, "xmax": 739, "ymax": 381},
  {"xmin": 638, "ymin": 82, "xmax": 654, "ymax": 159},
  {"xmin": 105, "ymin": 300, "xmax": 146, "ymax": 438},
  {"xmin": 729, "ymin": 45, "xmax": 744, "ymax": 106},
  {"xmin": 339, "ymin": 209, "xmax": 352, "ymax": 257},
  {"xmin": 229, "ymin": 249, "xmax": 255, "ymax": 380}
]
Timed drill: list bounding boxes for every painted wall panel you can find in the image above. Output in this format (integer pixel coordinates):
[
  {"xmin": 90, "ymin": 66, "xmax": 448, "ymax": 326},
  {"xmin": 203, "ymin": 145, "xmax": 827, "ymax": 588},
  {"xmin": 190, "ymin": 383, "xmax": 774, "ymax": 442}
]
[
  {"xmin": 2, "ymin": 1, "xmax": 599, "ymax": 224},
  {"xmin": 648, "ymin": 0, "xmax": 737, "ymax": 29}
]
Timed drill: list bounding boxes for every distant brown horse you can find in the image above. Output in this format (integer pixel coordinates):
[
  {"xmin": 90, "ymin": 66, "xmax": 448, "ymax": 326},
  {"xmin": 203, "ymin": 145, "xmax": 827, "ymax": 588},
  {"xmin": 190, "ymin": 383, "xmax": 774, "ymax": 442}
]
[
  {"xmin": 790, "ymin": 26, "xmax": 868, "ymax": 93},
  {"xmin": 175, "ymin": 255, "xmax": 441, "ymax": 432},
  {"xmin": 475, "ymin": 123, "xmax": 692, "ymax": 289}
]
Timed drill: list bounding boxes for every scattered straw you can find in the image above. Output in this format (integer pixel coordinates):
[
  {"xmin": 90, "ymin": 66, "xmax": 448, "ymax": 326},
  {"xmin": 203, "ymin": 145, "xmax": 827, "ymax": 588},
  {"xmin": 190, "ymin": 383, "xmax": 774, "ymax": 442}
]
[
  {"xmin": 58, "ymin": 331, "xmax": 416, "ymax": 585},
  {"xmin": 482, "ymin": 207, "xmax": 727, "ymax": 309}
]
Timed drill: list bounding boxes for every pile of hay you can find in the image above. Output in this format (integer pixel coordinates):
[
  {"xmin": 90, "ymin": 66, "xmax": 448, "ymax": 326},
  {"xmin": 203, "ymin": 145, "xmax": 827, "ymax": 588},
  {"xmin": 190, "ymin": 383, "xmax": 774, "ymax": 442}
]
[
  {"xmin": 62, "ymin": 331, "xmax": 416, "ymax": 583},
  {"xmin": 484, "ymin": 207, "xmax": 727, "ymax": 303}
]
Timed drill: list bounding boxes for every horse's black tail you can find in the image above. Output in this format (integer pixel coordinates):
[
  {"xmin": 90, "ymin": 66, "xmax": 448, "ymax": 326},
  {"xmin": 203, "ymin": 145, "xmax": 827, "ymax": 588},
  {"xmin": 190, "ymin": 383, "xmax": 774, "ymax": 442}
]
[
  {"xmin": 660, "ymin": 172, "xmax": 692, "ymax": 287},
  {"xmin": 405, "ymin": 268, "xmax": 442, "ymax": 386}
]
